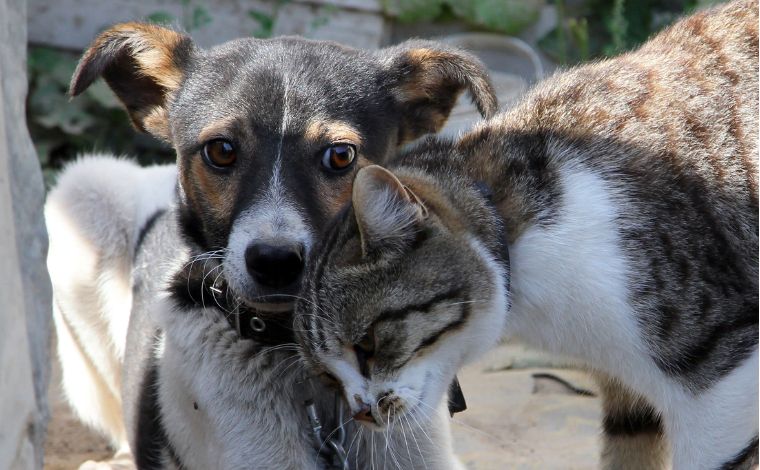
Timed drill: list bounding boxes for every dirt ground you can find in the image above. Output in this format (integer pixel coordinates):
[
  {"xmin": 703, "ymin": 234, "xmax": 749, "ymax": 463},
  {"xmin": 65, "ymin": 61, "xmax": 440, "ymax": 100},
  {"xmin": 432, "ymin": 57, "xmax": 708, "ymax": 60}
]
[
  {"xmin": 44, "ymin": 352, "xmax": 112, "ymax": 470},
  {"xmin": 44, "ymin": 344, "xmax": 602, "ymax": 470}
]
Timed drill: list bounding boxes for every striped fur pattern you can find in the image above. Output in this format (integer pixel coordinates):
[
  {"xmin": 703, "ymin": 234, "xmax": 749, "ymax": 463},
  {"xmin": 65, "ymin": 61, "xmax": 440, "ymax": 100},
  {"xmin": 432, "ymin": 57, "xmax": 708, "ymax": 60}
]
[{"xmin": 295, "ymin": 2, "xmax": 759, "ymax": 468}]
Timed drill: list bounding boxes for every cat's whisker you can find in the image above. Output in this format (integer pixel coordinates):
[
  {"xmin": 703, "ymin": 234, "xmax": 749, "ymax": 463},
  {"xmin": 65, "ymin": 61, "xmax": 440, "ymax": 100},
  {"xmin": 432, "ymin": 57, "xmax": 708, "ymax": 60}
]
[
  {"xmin": 354, "ymin": 425, "xmax": 363, "ymax": 470},
  {"xmin": 315, "ymin": 413, "xmax": 356, "ymax": 465},
  {"xmin": 370, "ymin": 425, "xmax": 376, "ymax": 470},
  {"xmin": 396, "ymin": 408, "xmax": 414, "ymax": 467},
  {"xmin": 204, "ymin": 265, "xmax": 229, "ymax": 313},
  {"xmin": 268, "ymin": 353, "xmax": 300, "ymax": 378},
  {"xmin": 182, "ymin": 249, "xmax": 227, "ymax": 269},
  {"xmin": 383, "ymin": 408, "xmax": 391, "ymax": 467},
  {"xmin": 410, "ymin": 396, "xmax": 502, "ymax": 444},
  {"xmin": 197, "ymin": 256, "xmax": 213, "ymax": 309},
  {"xmin": 402, "ymin": 414, "xmax": 428, "ymax": 470},
  {"xmin": 295, "ymin": 312, "xmax": 340, "ymax": 329},
  {"xmin": 256, "ymin": 343, "xmax": 300, "ymax": 356},
  {"xmin": 344, "ymin": 418, "xmax": 361, "ymax": 460},
  {"xmin": 406, "ymin": 407, "xmax": 436, "ymax": 448},
  {"xmin": 439, "ymin": 299, "xmax": 488, "ymax": 308},
  {"xmin": 272, "ymin": 355, "xmax": 304, "ymax": 381},
  {"xmin": 385, "ymin": 409, "xmax": 403, "ymax": 470}
]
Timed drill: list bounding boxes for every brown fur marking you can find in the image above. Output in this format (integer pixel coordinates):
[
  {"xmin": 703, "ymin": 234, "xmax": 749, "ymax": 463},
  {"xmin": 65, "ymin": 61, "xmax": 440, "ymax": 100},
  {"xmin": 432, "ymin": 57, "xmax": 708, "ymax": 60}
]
[
  {"xmin": 97, "ymin": 22, "xmax": 187, "ymax": 91},
  {"xmin": 198, "ymin": 117, "xmax": 240, "ymax": 145},
  {"xmin": 179, "ymin": 155, "xmax": 237, "ymax": 232},
  {"xmin": 305, "ymin": 120, "xmax": 363, "ymax": 146},
  {"xmin": 141, "ymin": 106, "xmax": 172, "ymax": 141}
]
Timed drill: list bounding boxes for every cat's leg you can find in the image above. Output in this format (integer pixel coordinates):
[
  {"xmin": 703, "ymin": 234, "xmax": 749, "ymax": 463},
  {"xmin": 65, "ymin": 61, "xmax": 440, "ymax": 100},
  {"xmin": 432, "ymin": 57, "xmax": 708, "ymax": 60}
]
[
  {"xmin": 664, "ymin": 348, "xmax": 758, "ymax": 470},
  {"xmin": 596, "ymin": 375, "xmax": 670, "ymax": 469}
]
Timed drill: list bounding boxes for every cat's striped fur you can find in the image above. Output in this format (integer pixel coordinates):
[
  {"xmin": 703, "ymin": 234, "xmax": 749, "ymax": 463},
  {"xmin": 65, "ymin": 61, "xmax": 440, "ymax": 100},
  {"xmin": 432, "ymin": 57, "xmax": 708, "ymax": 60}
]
[{"xmin": 295, "ymin": 1, "xmax": 759, "ymax": 468}]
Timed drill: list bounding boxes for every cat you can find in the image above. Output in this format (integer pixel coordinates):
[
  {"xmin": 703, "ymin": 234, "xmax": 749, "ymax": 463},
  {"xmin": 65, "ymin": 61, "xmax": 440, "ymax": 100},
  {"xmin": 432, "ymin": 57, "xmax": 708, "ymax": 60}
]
[{"xmin": 294, "ymin": 1, "xmax": 759, "ymax": 469}]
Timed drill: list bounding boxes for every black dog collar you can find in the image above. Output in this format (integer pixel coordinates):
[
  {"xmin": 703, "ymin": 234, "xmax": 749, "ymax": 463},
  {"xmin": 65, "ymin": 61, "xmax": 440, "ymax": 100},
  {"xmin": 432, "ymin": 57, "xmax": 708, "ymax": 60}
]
[
  {"xmin": 230, "ymin": 306, "xmax": 296, "ymax": 346},
  {"xmin": 448, "ymin": 376, "xmax": 467, "ymax": 416},
  {"xmin": 167, "ymin": 260, "xmax": 297, "ymax": 346}
]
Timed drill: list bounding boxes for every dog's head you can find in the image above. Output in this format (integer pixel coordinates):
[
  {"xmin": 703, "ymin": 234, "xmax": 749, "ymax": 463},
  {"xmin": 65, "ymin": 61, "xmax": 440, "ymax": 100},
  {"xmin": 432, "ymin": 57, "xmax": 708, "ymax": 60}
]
[{"xmin": 70, "ymin": 23, "xmax": 497, "ymax": 309}]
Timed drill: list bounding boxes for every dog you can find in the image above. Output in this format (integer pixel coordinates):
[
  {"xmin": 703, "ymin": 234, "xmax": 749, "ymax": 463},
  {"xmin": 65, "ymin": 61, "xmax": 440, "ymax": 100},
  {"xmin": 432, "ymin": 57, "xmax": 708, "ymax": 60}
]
[{"xmin": 45, "ymin": 22, "xmax": 496, "ymax": 469}]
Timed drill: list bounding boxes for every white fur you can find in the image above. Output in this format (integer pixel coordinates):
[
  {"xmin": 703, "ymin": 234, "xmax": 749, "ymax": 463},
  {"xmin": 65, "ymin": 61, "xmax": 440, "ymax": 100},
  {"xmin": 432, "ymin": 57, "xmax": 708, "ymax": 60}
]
[
  {"xmin": 506, "ymin": 164, "xmax": 758, "ymax": 469},
  {"xmin": 506, "ymin": 164, "xmax": 648, "ymax": 379},
  {"xmin": 46, "ymin": 155, "xmax": 176, "ymax": 450},
  {"xmin": 664, "ymin": 348, "xmax": 758, "ymax": 469}
]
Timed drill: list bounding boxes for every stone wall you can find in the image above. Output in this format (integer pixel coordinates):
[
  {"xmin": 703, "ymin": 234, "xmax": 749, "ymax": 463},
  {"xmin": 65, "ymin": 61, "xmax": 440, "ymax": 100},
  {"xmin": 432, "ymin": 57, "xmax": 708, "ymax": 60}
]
[{"xmin": 0, "ymin": 0, "xmax": 52, "ymax": 469}]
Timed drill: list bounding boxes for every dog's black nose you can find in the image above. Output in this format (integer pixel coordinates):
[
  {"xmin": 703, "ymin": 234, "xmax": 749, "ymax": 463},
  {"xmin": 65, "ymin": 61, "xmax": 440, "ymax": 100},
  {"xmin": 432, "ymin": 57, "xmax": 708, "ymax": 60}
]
[{"xmin": 245, "ymin": 243, "xmax": 305, "ymax": 289}]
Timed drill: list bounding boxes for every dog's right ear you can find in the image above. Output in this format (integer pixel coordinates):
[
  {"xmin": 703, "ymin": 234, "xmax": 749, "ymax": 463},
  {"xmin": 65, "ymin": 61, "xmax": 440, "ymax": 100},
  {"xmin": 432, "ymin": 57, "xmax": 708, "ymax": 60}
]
[
  {"xmin": 378, "ymin": 40, "xmax": 498, "ymax": 145},
  {"xmin": 69, "ymin": 22, "xmax": 194, "ymax": 141}
]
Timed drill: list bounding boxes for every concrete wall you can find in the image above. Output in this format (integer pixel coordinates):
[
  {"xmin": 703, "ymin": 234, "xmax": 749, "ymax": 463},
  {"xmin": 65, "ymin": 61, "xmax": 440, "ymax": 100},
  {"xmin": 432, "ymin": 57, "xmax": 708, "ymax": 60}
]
[
  {"xmin": 28, "ymin": 0, "xmax": 389, "ymax": 50},
  {"xmin": 0, "ymin": 0, "xmax": 52, "ymax": 468}
]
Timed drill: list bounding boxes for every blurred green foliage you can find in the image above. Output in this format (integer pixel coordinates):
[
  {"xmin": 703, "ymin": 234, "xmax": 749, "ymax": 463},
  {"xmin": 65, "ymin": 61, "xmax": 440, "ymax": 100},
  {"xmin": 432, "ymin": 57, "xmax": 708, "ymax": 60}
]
[
  {"xmin": 383, "ymin": 0, "xmax": 544, "ymax": 34},
  {"xmin": 28, "ymin": 0, "xmax": 726, "ymax": 184},
  {"xmin": 541, "ymin": 0, "xmax": 726, "ymax": 64}
]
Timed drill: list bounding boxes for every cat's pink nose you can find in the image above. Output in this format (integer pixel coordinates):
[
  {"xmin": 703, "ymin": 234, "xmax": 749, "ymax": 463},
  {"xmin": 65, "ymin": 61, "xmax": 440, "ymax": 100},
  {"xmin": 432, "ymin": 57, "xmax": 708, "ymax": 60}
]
[{"xmin": 353, "ymin": 404, "xmax": 374, "ymax": 423}]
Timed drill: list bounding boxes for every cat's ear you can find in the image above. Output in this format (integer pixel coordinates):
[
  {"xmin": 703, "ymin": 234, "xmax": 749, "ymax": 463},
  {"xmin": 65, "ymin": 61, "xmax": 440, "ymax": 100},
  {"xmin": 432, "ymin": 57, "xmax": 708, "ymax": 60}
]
[
  {"xmin": 352, "ymin": 165, "xmax": 427, "ymax": 256},
  {"xmin": 69, "ymin": 22, "xmax": 195, "ymax": 141},
  {"xmin": 378, "ymin": 40, "xmax": 497, "ymax": 145}
]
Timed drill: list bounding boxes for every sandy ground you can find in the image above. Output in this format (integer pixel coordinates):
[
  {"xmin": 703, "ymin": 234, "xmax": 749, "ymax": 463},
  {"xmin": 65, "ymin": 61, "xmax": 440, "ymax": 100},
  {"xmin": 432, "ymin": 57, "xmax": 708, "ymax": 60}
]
[{"xmin": 44, "ymin": 343, "xmax": 601, "ymax": 469}]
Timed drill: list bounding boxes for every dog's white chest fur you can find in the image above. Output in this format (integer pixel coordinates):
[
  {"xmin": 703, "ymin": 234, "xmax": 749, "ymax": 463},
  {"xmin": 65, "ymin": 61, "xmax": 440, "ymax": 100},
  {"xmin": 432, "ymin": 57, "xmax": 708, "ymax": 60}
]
[{"xmin": 155, "ymin": 298, "xmax": 320, "ymax": 470}]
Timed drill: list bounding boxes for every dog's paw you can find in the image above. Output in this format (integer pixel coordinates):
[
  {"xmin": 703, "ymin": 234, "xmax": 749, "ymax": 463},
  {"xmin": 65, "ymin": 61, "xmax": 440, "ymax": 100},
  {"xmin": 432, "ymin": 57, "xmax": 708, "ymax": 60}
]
[{"xmin": 78, "ymin": 453, "xmax": 135, "ymax": 470}]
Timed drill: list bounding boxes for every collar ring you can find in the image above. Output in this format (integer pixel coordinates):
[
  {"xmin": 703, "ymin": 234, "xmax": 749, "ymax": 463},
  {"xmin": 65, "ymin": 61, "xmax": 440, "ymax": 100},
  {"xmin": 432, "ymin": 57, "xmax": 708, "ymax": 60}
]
[{"xmin": 249, "ymin": 316, "xmax": 266, "ymax": 333}]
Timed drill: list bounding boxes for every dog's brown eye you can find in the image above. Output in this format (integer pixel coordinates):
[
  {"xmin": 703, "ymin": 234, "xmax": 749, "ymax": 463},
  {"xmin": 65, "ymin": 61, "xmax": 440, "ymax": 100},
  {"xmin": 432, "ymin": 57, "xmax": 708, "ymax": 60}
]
[
  {"xmin": 203, "ymin": 139, "xmax": 236, "ymax": 168},
  {"xmin": 321, "ymin": 144, "xmax": 356, "ymax": 171}
]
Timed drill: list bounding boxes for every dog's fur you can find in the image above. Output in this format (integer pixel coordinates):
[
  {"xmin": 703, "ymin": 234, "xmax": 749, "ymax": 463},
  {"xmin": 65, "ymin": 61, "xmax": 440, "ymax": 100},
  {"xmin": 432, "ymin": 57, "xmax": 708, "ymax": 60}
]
[{"xmin": 47, "ymin": 23, "xmax": 496, "ymax": 469}]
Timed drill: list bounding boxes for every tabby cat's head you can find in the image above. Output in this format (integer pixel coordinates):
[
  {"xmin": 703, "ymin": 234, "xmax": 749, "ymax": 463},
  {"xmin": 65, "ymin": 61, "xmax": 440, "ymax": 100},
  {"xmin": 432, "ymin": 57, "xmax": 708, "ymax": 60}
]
[{"xmin": 295, "ymin": 161, "xmax": 509, "ymax": 429}]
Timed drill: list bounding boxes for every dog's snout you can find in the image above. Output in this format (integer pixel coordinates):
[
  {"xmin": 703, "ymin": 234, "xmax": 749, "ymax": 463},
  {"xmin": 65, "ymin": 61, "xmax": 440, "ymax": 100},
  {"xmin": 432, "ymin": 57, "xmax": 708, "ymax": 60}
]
[{"xmin": 245, "ymin": 243, "xmax": 305, "ymax": 289}]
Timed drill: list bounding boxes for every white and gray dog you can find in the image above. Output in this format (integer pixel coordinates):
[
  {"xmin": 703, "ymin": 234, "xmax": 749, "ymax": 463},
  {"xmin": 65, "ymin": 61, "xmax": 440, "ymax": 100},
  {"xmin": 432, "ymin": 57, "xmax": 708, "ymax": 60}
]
[{"xmin": 46, "ymin": 22, "xmax": 496, "ymax": 469}]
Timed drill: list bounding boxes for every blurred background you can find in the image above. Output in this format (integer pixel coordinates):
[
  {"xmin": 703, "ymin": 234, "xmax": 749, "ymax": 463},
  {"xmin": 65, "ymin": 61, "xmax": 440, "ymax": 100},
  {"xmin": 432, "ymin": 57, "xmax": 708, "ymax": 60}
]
[{"xmin": 29, "ymin": 0, "xmax": 724, "ymax": 186}]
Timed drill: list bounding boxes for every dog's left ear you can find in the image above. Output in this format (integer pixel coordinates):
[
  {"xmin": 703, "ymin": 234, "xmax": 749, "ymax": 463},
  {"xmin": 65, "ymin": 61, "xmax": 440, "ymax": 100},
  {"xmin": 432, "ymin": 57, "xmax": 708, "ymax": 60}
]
[
  {"xmin": 69, "ymin": 22, "xmax": 195, "ymax": 141},
  {"xmin": 379, "ymin": 40, "xmax": 498, "ymax": 144}
]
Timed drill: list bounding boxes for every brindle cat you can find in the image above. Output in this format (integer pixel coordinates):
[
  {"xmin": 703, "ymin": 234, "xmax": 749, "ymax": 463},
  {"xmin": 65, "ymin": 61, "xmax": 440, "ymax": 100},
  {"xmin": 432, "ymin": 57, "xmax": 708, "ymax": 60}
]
[{"xmin": 295, "ymin": 1, "xmax": 759, "ymax": 468}]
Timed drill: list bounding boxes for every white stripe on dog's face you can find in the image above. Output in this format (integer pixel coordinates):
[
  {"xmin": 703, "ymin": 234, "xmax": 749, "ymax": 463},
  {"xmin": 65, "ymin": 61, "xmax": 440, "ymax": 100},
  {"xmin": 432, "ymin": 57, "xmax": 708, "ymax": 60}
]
[{"xmin": 223, "ymin": 76, "xmax": 313, "ymax": 304}]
